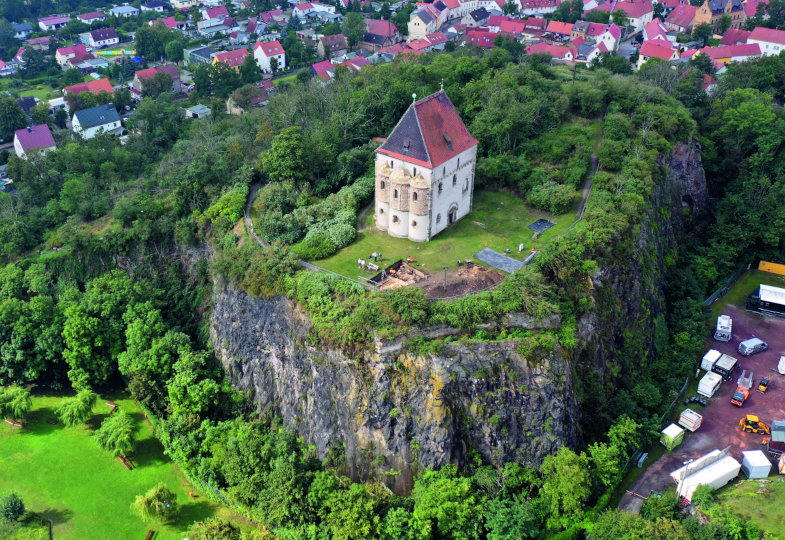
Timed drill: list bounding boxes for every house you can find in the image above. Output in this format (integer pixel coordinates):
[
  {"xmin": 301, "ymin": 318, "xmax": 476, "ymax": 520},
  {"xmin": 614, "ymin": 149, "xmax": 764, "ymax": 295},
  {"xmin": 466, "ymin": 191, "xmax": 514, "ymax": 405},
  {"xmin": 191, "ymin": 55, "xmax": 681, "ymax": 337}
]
[
  {"xmin": 546, "ymin": 20, "xmax": 574, "ymax": 39},
  {"xmin": 318, "ymin": 34, "xmax": 350, "ymax": 58},
  {"xmin": 184, "ymin": 104, "xmax": 211, "ymax": 118},
  {"xmin": 0, "ymin": 60, "xmax": 20, "ymax": 77},
  {"xmin": 744, "ymin": 0, "xmax": 767, "ymax": 18},
  {"xmin": 748, "ymin": 27, "xmax": 785, "ymax": 56},
  {"xmin": 212, "ymin": 48, "xmax": 250, "ymax": 70},
  {"xmin": 664, "ymin": 4, "xmax": 698, "ymax": 33},
  {"xmin": 658, "ymin": 0, "xmax": 689, "ymax": 15},
  {"xmin": 141, "ymin": 1, "xmax": 170, "ymax": 12},
  {"xmin": 518, "ymin": 0, "xmax": 561, "ymax": 15},
  {"xmin": 184, "ymin": 46, "xmax": 218, "ymax": 64},
  {"xmin": 253, "ymin": 40, "xmax": 286, "ymax": 73},
  {"xmin": 375, "ymin": 90, "xmax": 478, "ymax": 242},
  {"xmin": 73, "ymin": 104, "xmax": 122, "ymax": 139},
  {"xmin": 77, "ymin": 11, "xmax": 107, "ymax": 24},
  {"xmin": 25, "ymin": 36, "xmax": 52, "ymax": 50},
  {"xmin": 63, "ymin": 78, "xmax": 114, "ymax": 96},
  {"xmin": 574, "ymin": 39, "xmax": 609, "ymax": 62},
  {"xmin": 88, "ymin": 28, "xmax": 119, "ymax": 49},
  {"xmin": 12, "ymin": 22, "xmax": 34, "ymax": 40},
  {"xmin": 108, "ymin": 6, "xmax": 140, "ymax": 18},
  {"xmin": 260, "ymin": 9, "xmax": 285, "ymax": 23},
  {"xmin": 527, "ymin": 41, "xmax": 577, "ymax": 60},
  {"xmin": 132, "ymin": 64, "xmax": 180, "ymax": 94},
  {"xmin": 694, "ymin": 0, "xmax": 746, "ymax": 31},
  {"xmin": 18, "ymin": 96, "xmax": 38, "ymax": 115},
  {"xmin": 293, "ymin": 3, "xmax": 316, "ymax": 21},
  {"xmin": 226, "ymin": 87, "xmax": 268, "ymax": 115},
  {"xmin": 172, "ymin": 0, "xmax": 199, "ymax": 8},
  {"xmin": 340, "ymin": 57, "xmax": 371, "ymax": 72},
  {"xmin": 465, "ymin": 28, "xmax": 501, "ymax": 48},
  {"xmin": 362, "ymin": 19, "xmax": 401, "ymax": 50},
  {"xmin": 696, "ymin": 42, "xmax": 760, "ymax": 63},
  {"xmin": 462, "ymin": 7, "xmax": 490, "ymax": 27},
  {"xmin": 311, "ymin": 59, "xmax": 335, "ymax": 81},
  {"xmin": 38, "ymin": 15, "xmax": 70, "ymax": 31},
  {"xmin": 636, "ymin": 40, "xmax": 678, "ymax": 69},
  {"xmin": 719, "ymin": 27, "xmax": 750, "ymax": 45},
  {"xmin": 155, "ymin": 16, "xmax": 189, "ymax": 30},
  {"xmin": 643, "ymin": 18, "xmax": 673, "ymax": 43},
  {"xmin": 56, "ymin": 44, "xmax": 91, "ymax": 68},
  {"xmin": 13, "ymin": 125, "xmax": 56, "ymax": 158},
  {"xmin": 424, "ymin": 31, "xmax": 448, "ymax": 49},
  {"xmin": 613, "ymin": 0, "xmax": 654, "ymax": 33},
  {"xmin": 408, "ymin": 8, "xmax": 438, "ymax": 39},
  {"xmin": 202, "ymin": 5, "xmax": 230, "ymax": 20}
]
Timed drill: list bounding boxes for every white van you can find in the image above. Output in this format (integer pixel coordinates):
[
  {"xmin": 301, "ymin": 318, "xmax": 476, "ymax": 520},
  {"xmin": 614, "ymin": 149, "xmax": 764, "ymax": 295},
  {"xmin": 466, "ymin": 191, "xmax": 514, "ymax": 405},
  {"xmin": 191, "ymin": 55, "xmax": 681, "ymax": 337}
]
[{"xmin": 739, "ymin": 338, "xmax": 768, "ymax": 356}]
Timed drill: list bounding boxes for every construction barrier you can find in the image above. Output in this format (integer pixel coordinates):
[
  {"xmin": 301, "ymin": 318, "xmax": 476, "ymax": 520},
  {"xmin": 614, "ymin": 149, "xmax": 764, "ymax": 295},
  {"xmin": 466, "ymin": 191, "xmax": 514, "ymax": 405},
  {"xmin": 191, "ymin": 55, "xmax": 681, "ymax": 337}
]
[{"xmin": 760, "ymin": 260, "xmax": 785, "ymax": 277}]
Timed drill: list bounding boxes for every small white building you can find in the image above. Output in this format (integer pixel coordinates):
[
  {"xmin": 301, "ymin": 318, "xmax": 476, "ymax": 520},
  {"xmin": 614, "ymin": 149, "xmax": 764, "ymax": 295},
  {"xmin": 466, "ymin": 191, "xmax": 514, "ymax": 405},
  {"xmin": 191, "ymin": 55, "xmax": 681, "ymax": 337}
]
[
  {"xmin": 749, "ymin": 27, "xmax": 785, "ymax": 57},
  {"xmin": 88, "ymin": 28, "xmax": 120, "ymax": 49},
  {"xmin": 741, "ymin": 450, "xmax": 772, "ymax": 479},
  {"xmin": 375, "ymin": 90, "xmax": 478, "ymax": 242},
  {"xmin": 72, "ymin": 104, "xmax": 122, "ymax": 139},
  {"xmin": 108, "ymin": 5, "xmax": 140, "ymax": 18},
  {"xmin": 254, "ymin": 40, "xmax": 286, "ymax": 73},
  {"xmin": 13, "ymin": 125, "xmax": 56, "ymax": 159}
]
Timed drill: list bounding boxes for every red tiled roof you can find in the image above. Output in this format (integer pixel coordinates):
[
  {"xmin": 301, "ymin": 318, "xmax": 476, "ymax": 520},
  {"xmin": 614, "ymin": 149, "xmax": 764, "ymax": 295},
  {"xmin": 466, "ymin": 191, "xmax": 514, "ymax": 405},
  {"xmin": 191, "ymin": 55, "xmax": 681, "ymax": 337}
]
[
  {"xmin": 57, "ymin": 44, "xmax": 89, "ymax": 57},
  {"xmin": 719, "ymin": 28, "xmax": 750, "ymax": 45},
  {"xmin": 408, "ymin": 38, "xmax": 432, "ymax": 50},
  {"xmin": 378, "ymin": 90, "xmax": 478, "ymax": 168},
  {"xmin": 640, "ymin": 40, "xmax": 677, "ymax": 60},
  {"xmin": 340, "ymin": 57, "xmax": 370, "ymax": 71},
  {"xmin": 443, "ymin": 0, "xmax": 460, "ymax": 8},
  {"xmin": 519, "ymin": 0, "xmax": 560, "ymax": 7},
  {"xmin": 255, "ymin": 40, "xmax": 285, "ymax": 56},
  {"xmin": 525, "ymin": 17, "xmax": 548, "ymax": 29},
  {"xmin": 665, "ymin": 5, "xmax": 697, "ymax": 28},
  {"xmin": 78, "ymin": 11, "xmax": 105, "ymax": 21},
  {"xmin": 426, "ymin": 31, "xmax": 447, "ymax": 45},
  {"xmin": 26, "ymin": 36, "xmax": 51, "ymax": 46},
  {"xmin": 699, "ymin": 43, "xmax": 761, "ymax": 58},
  {"xmin": 749, "ymin": 26, "xmax": 785, "ymax": 45},
  {"xmin": 527, "ymin": 41, "xmax": 576, "ymax": 58},
  {"xmin": 205, "ymin": 6, "xmax": 229, "ymax": 18},
  {"xmin": 546, "ymin": 20, "xmax": 574, "ymax": 35},
  {"xmin": 135, "ymin": 64, "xmax": 179, "ymax": 81},
  {"xmin": 319, "ymin": 34, "xmax": 349, "ymax": 50},
  {"xmin": 465, "ymin": 28, "xmax": 499, "ymax": 48},
  {"xmin": 644, "ymin": 18, "xmax": 669, "ymax": 41},
  {"xmin": 660, "ymin": 0, "xmax": 687, "ymax": 7},
  {"xmin": 744, "ymin": 0, "xmax": 768, "ymax": 17},
  {"xmin": 295, "ymin": 2, "xmax": 314, "ymax": 10},
  {"xmin": 500, "ymin": 19, "xmax": 527, "ymax": 35},
  {"xmin": 14, "ymin": 124, "xmax": 55, "ymax": 152},
  {"xmin": 261, "ymin": 9, "xmax": 283, "ymax": 22},
  {"xmin": 488, "ymin": 14, "xmax": 510, "ymax": 27},
  {"xmin": 311, "ymin": 59, "xmax": 334, "ymax": 80},
  {"xmin": 64, "ymin": 78, "xmax": 114, "ymax": 95},
  {"xmin": 214, "ymin": 48, "xmax": 249, "ymax": 66},
  {"xmin": 378, "ymin": 43, "xmax": 413, "ymax": 56},
  {"xmin": 365, "ymin": 18, "xmax": 398, "ymax": 37},
  {"xmin": 614, "ymin": 0, "xmax": 653, "ymax": 19}
]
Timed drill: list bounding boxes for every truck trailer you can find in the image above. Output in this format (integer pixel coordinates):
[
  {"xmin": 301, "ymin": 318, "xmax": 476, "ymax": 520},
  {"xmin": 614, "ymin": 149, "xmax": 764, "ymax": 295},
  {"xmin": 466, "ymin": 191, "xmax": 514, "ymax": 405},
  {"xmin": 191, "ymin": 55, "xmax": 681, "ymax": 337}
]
[
  {"xmin": 712, "ymin": 354, "xmax": 739, "ymax": 381},
  {"xmin": 714, "ymin": 315, "xmax": 732, "ymax": 341}
]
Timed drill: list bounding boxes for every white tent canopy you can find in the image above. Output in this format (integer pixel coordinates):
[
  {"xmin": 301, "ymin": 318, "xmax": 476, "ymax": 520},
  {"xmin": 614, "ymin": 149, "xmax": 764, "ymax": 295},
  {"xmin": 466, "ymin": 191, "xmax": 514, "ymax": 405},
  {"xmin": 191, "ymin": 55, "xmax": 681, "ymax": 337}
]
[{"xmin": 671, "ymin": 449, "xmax": 741, "ymax": 501}]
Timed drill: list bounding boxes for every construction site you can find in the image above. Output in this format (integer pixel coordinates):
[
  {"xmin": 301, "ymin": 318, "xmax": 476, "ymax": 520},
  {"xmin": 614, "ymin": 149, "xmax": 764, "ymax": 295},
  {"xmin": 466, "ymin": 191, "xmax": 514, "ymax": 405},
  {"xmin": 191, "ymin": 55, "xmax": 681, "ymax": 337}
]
[{"xmin": 368, "ymin": 259, "xmax": 505, "ymax": 299}]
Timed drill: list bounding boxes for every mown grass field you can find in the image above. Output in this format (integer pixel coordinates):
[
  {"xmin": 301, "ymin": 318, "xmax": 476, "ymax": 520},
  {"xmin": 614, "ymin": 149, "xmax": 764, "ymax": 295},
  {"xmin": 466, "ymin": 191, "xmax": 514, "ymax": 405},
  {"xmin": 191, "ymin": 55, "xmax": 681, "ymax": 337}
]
[
  {"xmin": 0, "ymin": 392, "xmax": 251, "ymax": 540},
  {"xmin": 717, "ymin": 476, "xmax": 785, "ymax": 537},
  {"xmin": 316, "ymin": 190, "xmax": 577, "ymax": 279}
]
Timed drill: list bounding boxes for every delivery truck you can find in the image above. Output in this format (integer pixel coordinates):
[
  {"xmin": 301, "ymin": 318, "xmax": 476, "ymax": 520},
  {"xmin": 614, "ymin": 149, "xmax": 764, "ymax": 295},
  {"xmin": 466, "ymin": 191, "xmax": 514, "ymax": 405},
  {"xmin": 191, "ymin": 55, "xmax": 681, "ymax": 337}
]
[{"xmin": 712, "ymin": 354, "xmax": 739, "ymax": 380}]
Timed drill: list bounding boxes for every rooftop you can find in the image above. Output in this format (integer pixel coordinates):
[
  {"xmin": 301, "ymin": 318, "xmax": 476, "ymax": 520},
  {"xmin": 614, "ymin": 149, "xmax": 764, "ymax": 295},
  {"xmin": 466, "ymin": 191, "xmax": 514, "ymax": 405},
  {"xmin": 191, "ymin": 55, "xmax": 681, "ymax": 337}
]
[
  {"xmin": 74, "ymin": 104, "xmax": 121, "ymax": 128},
  {"xmin": 14, "ymin": 124, "xmax": 55, "ymax": 152}
]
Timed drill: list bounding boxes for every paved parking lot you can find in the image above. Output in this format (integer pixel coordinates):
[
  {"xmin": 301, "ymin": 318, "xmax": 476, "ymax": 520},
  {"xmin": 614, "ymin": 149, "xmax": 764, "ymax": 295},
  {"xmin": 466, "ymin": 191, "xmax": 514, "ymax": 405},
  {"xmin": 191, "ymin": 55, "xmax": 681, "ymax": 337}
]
[{"xmin": 620, "ymin": 305, "xmax": 785, "ymax": 512}]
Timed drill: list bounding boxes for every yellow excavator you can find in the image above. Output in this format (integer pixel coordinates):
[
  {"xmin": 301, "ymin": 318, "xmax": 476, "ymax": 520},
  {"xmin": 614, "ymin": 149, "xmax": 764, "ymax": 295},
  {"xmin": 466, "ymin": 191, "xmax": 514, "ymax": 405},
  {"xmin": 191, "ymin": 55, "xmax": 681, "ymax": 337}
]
[{"xmin": 740, "ymin": 414, "xmax": 771, "ymax": 434}]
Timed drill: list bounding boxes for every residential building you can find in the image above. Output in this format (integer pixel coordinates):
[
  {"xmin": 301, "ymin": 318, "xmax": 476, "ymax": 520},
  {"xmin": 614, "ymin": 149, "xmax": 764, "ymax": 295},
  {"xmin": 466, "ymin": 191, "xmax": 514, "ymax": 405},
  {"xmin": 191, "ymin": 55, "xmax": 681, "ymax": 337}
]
[
  {"xmin": 226, "ymin": 87, "xmax": 268, "ymax": 115},
  {"xmin": 408, "ymin": 8, "xmax": 438, "ymax": 39},
  {"xmin": 132, "ymin": 64, "xmax": 180, "ymax": 94},
  {"xmin": 12, "ymin": 22, "xmax": 33, "ymax": 40},
  {"xmin": 527, "ymin": 41, "xmax": 577, "ymax": 59},
  {"xmin": 643, "ymin": 18, "xmax": 673, "ymax": 43},
  {"xmin": 63, "ymin": 78, "xmax": 114, "ymax": 96},
  {"xmin": 73, "ymin": 104, "xmax": 122, "ymax": 139},
  {"xmin": 375, "ymin": 90, "xmax": 478, "ymax": 242},
  {"xmin": 201, "ymin": 5, "xmax": 230, "ymax": 19},
  {"xmin": 694, "ymin": 0, "xmax": 746, "ymax": 31},
  {"xmin": 571, "ymin": 20, "xmax": 621, "ymax": 49},
  {"xmin": 184, "ymin": 104, "xmax": 211, "ymax": 118},
  {"xmin": 318, "ymin": 34, "xmax": 350, "ymax": 58},
  {"xmin": 613, "ymin": 0, "xmax": 654, "ymax": 33},
  {"xmin": 664, "ymin": 4, "xmax": 698, "ymax": 33},
  {"xmin": 184, "ymin": 46, "xmax": 218, "ymax": 64},
  {"xmin": 13, "ymin": 125, "xmax": 56, "ymax": 159},
  {"xmin": 108, "ymin": 5, "xmax": 140, "ymax": 18},
  {"xmin": 0, "ymin": 60, "xmax": 20, "ymax": 77},
  {"xmin": 719, "ymin": 27, "xmax": 750, "ymax": 45},
  {"xmin": 465, "ymin": 28, "xmax": 500, "ymax": 48},
  {"xmin": 696, "ymin": 42, "xmax": 761, "ymax": 63},
  {"xmin": 636, "ymin": 40, "xmax": 678, "ymax": 69},
  {"xmin": 212, "ymin": 48, "xmax": 250, "ymax": 70},
  {"xmin": 172, "ymin": 0, "xmax": 199, "ymax": 8},
  {"xmin": 311, "ymin": 59, "xmax": 335, "ymax": 81},
  {"xmin": 518, "ymin": 0, "xmax": 561, "ymax": 15},
  {"xmin": 141, "ymin": 1, "xmax": 170, "ymax": 12},
  {"xmin": 38, "ymin": 15, "xmax": 70, "ymax": 31},
  {"xmin": 462, "ymin": 7, "xmax": 490, "ymax": 27},
  {"xmin": 748, "ymin": 27, "xmax": 785, "ymax": 56},
  {"xmin": 546, "ymin": 20, "xmax": 574, "ymax": 40},
  {"xmin": 89, "ymin": 28, "xmax": 120, "ymax": 49},
  {"xmin": 254, "ymin": 40, "xmax": 286, "ymax": 72},
  {"xmin": 77, "ymin": 11, "xmax": 107, "ymax": 24},
  {"xmin": 25, "ymin": 36, "xmax": 52, "ymax": 50},
  {"xmin": 56, "ymin": 44, "xmax": 92, "ymax": 68},
  {"xmin": 154, "ymin": 16, "xmax": 189, "ymax": 30}
]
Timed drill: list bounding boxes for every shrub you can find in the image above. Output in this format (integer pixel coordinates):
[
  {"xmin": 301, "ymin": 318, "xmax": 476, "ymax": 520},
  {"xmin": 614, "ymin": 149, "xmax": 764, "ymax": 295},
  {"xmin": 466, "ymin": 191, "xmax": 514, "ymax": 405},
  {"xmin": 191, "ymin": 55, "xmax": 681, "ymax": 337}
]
[
  {"xmin": 0, "ymin": 493, "xmax": 24, "ymax": 522},
  {"xmin": 292, "ymin": 234, "xmax": 338, "ymax": 260},
  {"xmin": 526, "ymin": 181, "xmax": 575, "ymax": 214}
]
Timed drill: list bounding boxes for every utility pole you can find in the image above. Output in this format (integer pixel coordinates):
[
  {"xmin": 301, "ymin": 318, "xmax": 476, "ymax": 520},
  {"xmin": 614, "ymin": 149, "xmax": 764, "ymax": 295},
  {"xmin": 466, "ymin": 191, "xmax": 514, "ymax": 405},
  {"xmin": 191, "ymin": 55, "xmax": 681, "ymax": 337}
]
[{"xmin": 442, "ymin": 267, "xmax": 448, "ymax": 292}]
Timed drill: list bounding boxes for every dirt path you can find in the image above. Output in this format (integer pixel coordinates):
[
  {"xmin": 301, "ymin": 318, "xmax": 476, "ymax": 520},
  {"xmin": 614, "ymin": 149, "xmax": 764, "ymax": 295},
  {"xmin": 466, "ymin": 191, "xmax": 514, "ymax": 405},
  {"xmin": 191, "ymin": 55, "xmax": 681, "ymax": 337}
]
[
  {"xmin": 619, "ymin": 306, "xmax": 785, "ymax": 512},
  {"xmin": 575, "ymin": 155, "xmax": 598, "ymax": 217}
]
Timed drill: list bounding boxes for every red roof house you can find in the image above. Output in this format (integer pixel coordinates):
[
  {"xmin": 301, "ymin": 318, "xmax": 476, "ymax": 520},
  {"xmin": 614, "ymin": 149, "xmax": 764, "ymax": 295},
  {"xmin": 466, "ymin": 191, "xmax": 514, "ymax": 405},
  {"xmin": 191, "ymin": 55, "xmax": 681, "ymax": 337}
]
[
  {"xmin": 213, "ymin": 48, "xmax": 250, "ymax": 69},
  {"xmin": 14, "ymin": 124, "xmax": 56, "ymax": 157},
  {"xmin": 64, "ymin": 78, "xmax": 114, "ymax": 96}
]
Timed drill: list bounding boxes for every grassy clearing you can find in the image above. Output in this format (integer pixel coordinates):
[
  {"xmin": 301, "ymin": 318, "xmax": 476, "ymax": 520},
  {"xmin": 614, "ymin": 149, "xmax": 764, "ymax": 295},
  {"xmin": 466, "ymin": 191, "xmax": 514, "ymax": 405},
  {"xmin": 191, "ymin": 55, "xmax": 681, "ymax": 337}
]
[
  {"xmin": 717, "ymin": 476, "xmax": 785, "ymax": 537},
  {"xmin": 710, "ymin": 269, "xmax": 785, "ymax": 319},
  {"xmin": 315, "ymin": 190, "xmax": 577, "ymax": 278},
  {"xmin": 0, "ymin": 392, "xmax": 252, "ymax": 540},
  {"xmin": 0, "ymin": 513, "xmax": 50, "ymax": 540}
]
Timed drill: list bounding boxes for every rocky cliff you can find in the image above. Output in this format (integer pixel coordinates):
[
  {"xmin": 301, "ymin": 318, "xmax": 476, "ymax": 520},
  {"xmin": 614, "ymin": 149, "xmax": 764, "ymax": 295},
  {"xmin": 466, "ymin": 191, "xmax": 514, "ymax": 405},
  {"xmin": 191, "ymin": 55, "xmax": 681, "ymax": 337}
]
[{"xmin": 210, "ymin": 142, "xmax": 707, "ymax": 492}]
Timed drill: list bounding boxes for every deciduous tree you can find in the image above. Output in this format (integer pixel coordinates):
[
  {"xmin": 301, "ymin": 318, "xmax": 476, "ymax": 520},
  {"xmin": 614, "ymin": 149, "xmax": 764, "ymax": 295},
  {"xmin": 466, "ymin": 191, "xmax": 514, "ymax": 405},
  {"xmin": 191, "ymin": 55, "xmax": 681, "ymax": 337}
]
[
  {"xmin": 95, "ymin": 409, "xmax": 136, "ymax": 456},
  {"xmin": 132, "ymin": 483, "xmax": 179, "ymax": 523}
]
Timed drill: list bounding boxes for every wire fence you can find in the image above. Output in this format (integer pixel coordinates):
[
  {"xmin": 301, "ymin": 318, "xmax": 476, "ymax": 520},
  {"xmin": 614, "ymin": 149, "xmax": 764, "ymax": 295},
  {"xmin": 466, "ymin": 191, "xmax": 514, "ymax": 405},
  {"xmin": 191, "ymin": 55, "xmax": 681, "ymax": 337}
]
[{"xmin": 704, "ymin": 262, "xmax": 750, "ymax": 306}]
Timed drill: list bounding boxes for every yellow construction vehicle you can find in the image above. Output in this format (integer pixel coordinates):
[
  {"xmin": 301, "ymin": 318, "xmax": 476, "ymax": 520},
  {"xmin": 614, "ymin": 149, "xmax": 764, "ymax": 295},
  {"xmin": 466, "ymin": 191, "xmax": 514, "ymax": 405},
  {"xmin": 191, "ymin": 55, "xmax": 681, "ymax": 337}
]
[
  {"xmin": 758, "ymin": 377, "xmax": 770, "ymax": 393},
  {"xmin": 740, "ymin": 415, "xmax": 771, "ymax": 434}
]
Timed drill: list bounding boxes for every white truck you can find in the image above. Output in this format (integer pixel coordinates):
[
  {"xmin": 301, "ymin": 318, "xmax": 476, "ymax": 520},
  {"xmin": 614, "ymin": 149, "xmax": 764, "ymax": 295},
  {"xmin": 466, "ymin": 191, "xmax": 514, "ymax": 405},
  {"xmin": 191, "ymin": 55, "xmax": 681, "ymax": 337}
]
[{"xmin": 714, "ymin": 315, "xmax": 732, "ymax": 342}]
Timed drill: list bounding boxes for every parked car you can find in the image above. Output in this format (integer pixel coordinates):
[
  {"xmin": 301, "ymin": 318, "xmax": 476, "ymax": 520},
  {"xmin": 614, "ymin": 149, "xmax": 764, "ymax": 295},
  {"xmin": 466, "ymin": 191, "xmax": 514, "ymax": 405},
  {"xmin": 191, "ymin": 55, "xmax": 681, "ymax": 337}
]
[{"xmin": 738, "ymin": 338, "xmax": 768, "ymax": 356}]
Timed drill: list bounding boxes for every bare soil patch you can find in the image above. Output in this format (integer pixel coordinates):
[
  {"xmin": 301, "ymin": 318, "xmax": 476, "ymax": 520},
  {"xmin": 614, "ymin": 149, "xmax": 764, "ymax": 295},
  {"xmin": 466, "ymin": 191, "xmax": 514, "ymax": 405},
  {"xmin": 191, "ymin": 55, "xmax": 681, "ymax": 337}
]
[{"xmin": 419, "ymin": 262, "xmax": 505, "ymax": 299}]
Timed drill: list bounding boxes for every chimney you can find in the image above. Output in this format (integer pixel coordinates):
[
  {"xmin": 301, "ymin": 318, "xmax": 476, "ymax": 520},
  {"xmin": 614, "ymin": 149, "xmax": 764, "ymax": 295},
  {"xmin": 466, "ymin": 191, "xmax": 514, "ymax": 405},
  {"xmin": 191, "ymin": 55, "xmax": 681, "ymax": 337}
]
[{"xmin": 27, "ymin": 126, "xmax": 32, "ymax": 133}]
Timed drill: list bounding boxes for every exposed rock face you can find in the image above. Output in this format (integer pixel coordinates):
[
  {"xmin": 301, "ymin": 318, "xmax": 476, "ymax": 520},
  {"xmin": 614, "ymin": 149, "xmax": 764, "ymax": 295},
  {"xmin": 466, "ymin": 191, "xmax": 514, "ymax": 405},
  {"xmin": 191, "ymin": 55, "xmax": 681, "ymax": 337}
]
[
  {"xmin": 209, "ymin": 143, "xmax": 708, "ymax": 492},
  {"xmin": 211, "ymin": 286, "xmax": 579, "ymax": 493}
]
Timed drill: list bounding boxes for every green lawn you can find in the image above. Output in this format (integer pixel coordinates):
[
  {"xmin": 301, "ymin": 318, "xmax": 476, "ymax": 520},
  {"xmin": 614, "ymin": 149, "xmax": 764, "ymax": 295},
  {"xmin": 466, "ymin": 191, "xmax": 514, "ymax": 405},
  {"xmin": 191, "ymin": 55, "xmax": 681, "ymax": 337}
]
[
  {"xmin": 315, "ymin": 190, "xmax": 578, "ymax": 278},
  {"xmin": 710, "ymin": 269, "xmax": 785, "ymax": 318},
  {"xmin": 0, "ymin": 392, "xmax": 251, "ymax": 540},
  {"xmin": 717, "ymin": 476, "xmax": 785, "ymax": 537}
]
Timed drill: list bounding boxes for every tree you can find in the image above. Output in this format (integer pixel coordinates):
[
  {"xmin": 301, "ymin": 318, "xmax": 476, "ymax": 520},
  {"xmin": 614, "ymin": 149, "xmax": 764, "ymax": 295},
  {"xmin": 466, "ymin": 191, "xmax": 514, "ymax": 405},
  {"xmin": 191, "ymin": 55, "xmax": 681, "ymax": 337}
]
[
  {"xmin": 261, "ymin": 126, "xmax": 309, "ymax": 184},
  {"xmin": 502, "ymin": 1, "xmax": 519, "ymax": 14},
  {"xmin": 0, "ymin": 386, "xmax": 32, "ymax": 420},
  {"xmin": 411, "ymin": 464, "xmax": 484, "ymax": 540},
  {"xmin": 54, "ymin": 108, "xmax": 69, "ymax": 129},
  {"xmin": 343, "ymin": 12, "xmax": 365, "ymax": 48},
  {"xmin": 132, "ymin": 483, "xmax": 179, "ymax": 523},
  {"xmin": 95, "ymin": 410, "xmax": 136, "ymax": 456},
  {"xmin": 192, "ymin": 64, "xmax": 213, "ymax": 97},
  {"xmin": 165, "ymin": 40, "xmax": 184, "ymax": 62},
  {"xmin": 113, "ymin": 87, "xmax": 132, "ymax": 112},
  {"xmin": 187, "ymin": 517, "xmax": 241, "ymax": 539},
  {"xmin": 55, "ymin": 389, "xmax": 98, "ymax": 427},
  {"xmin": 719, "ymin": 13, "xmax": 732, "ymax": 34},
  {"xmin": 63, "ymin": 68, "xmax": 83, "ymax": 86},
  {"xmin": 0, "ymin": 96, "xmax": 27, "ymax": 141},
  {"xmin": 693, "ymin": 22, "xmax": 713, "ymax": 46},
  {"xmin": 611, "ymin": 9, "xmax": 629, "ymax": 26},
  {"xmin": 552, "ymin": 0, "xmax": 584, "ymax": 23},
  {"xmin": 142, "ymin": 72, "xmax": 173, "ymax": 98},
  {"xmin": 30, "ymin": 103, "xmax": 53, "ymax": 128},
  {"xmin": 211, "ymin": 61, "xmax": 243, "ymax": 97},
  {"xmin": 484, "ymin": 497, "xmax": 542, "ymax": 539},
  {"xmin": 270, "ymin": 56, "xmax": 279, "ymax": 73},
  {"xmin": 585, "ymin": 10, "xmax": 610, "ymax": 23},
  {"xmin": 0, "ymin": 493, "xmax": 24, "ymax": 523},
  {"xmin": 240, "ymin": 54, "xmax": 261, "ymax": 83},
  {"xmin": 326, "ymin": 483, "xmax": 380, "ymax": 539},
  {"xmin": 540, "ymin": 447, "xmax": 591, "ymax": 528}
]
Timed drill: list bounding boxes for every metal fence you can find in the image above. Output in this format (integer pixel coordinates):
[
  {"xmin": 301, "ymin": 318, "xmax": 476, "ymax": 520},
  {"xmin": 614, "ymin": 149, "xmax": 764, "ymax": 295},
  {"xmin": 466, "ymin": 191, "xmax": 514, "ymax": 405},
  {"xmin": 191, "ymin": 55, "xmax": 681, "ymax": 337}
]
[{"xmin": 704, "ymin": 262, "xmax": 750, "ymax": 306}]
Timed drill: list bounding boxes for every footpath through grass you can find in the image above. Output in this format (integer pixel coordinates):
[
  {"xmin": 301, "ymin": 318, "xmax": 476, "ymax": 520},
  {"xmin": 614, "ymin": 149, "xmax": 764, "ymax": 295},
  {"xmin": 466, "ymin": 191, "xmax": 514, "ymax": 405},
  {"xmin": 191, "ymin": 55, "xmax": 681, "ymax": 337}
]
[
  {"xmin": 0, "ymin": 392, "xmax": 250, "ymax": 540},
  {"xmin": 316, "ymin": 190, "xmax": 577, "ymax": 279}
]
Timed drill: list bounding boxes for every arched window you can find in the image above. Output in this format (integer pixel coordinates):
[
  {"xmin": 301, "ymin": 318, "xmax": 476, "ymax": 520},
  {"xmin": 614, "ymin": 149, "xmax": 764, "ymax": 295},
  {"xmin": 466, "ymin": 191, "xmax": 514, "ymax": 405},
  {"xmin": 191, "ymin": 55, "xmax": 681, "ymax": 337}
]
[
  {"xmin": 452, "ymin": 175, "xmax": 456, "ymax": 186},
  {"xmin": 394, "ymin": 189, "xmax": 398, "ymax": 198},
  {"xmin": 413, "ymin": 192, "xmax": 418, "ymax": 201},
  {"xmin": 380, "ymin": 181, "xmax": 385, "ymax": 189},
  {"xmin": 412, "ymin": 220, "xmax": 417, "ymax": 227},
  {"xmin": 436, "ymin": 214, "xmax": 441, "ymax": 223},
  {"xmin": 438, "ymin": 182, "xmax": 443, "ymax": 194},
  {"xmin": 379, "ymin": 208, "xmax": 384, "ymax": 214},
  {"xmin": 392, "ymin": 215, "xmax": 399, "ymax": 223}
]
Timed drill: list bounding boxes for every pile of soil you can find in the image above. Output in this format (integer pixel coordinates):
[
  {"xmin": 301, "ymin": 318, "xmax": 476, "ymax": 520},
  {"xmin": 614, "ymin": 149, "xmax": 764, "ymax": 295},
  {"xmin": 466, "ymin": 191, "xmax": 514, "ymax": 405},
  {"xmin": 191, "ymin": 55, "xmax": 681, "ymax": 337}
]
[{"xmin": 419, "ymin": 263, "xmax": 505, "ymax": 299}]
